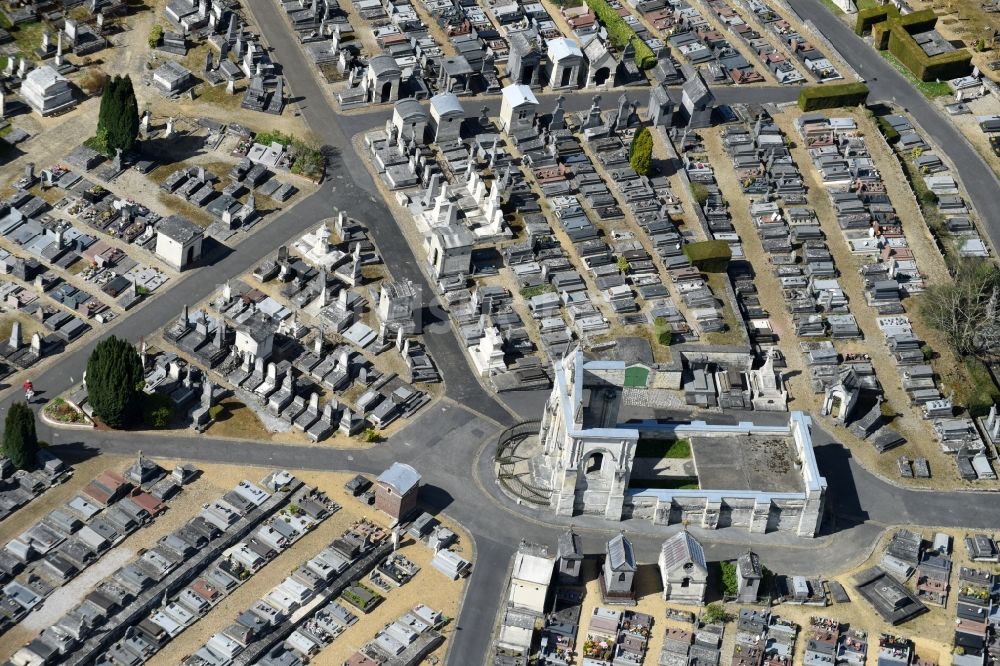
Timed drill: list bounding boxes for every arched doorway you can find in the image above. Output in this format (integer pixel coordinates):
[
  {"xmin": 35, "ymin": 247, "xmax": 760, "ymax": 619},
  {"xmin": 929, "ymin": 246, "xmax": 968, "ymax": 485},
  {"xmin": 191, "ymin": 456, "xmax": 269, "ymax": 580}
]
[
  {"xmin": 380, "ymin": 81, "xmax": 393, "ymax": 103},
  {"xmin": 594, "ymin": 66, "xmax": 611, "ymax": 86},
  {"xmin": 585, "ymin": 452, "xmax": 604, "ymax": 474}
]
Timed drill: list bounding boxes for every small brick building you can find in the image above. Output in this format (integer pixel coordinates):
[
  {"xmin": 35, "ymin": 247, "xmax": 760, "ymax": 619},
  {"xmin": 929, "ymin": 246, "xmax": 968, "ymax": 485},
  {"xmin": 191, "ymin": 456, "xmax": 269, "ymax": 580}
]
[{"xmin": 375, "ymin": 462, "xmax": 421, "ymax": 522}]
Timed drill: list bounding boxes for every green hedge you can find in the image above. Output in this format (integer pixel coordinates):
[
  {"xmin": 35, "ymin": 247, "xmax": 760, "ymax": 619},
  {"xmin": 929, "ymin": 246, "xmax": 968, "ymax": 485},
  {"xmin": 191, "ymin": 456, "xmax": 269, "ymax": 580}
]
[
  {"xmin": 897, "ymin": 8, "xmax": 937, "ymax": 32},
  {"xmin": 683, "ymin": 240, "xmax": 732, "ymax": 272},
  {"xmin": 872, "ymin": 21, "xmax": 891, "ymax": 50},
  {"xmin": 888, "ymin": 23, "xmax": 972, "ymax": 81},
  {"xmin": 629, "ymin": 127, "xmax": 653, "ymax": 176},
  {"xmin": 855, "ymin": 5, "xmax": 898, "ymax": 35},
  {"xmin": 585, "ymin": 0, "xmax": 657, "ymax": 69},
  {"xmin": 797, "ymin": 82, "xmax": 870, "ymax": 111}
]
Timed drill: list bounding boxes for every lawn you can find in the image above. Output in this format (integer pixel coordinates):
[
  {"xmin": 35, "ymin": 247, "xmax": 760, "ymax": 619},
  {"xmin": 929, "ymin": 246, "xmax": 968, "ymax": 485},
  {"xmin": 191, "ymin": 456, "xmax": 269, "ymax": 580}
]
[
  {"xmin": 519, "ymin": 284, "xmax": 555, "ymax": 299},
  {"xmin": 634, "ymin": 438, "xmax": 691, "ymax": 458},
  {"xmin": 879, "ymin": 51, "xmax": 953, "ymax": 98},
  {"xmin": 10, "ymin": 21, "xmax": 47, "ymax": 60}
]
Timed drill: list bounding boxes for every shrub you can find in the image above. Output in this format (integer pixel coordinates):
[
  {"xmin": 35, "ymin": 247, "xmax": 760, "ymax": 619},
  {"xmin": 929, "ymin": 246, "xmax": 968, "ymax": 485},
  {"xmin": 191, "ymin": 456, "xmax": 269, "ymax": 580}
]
[
  {"xmin": 208, "ymin": 404, "xmax": 224, "ymax": 420},
  {"xmin": 703, "ymin": 603, "xmax": 730, "ymax": 624},
  {"xmin": 617, "ymin": 255, "xmax": 630, "ymax": 273},
  {"xmin": 142, "ymin": 393, "xmax": 174, "ymax": 429},
  {"xmin": 654, "ymin": 317, "xmax": 672, "ymax": 346},
  {"xmin": 629, "ymin": 127, "xmax": 653, "ymax": 176},
  {"xmin": 363, "ymin": 427, "xmax": 381, "ymax": 443},
  {"xmin": 689, "ymin": 182, "xmax": 710, "ymax": 206},
  {"xmin": 797, "ymin": 82, "xmax": 870, "ymax": 111},
  {"xmin": 720, "ymin": 560, "xmax": 738, "ymax": 597},
  {"xmin": 920, "ymin": 189, "xmax": 938, "ymax": 205},
  {"xmin": 921, "ymin": 344, "xmax": 935, "ymax": 361},
  {"xmin": 78, "ymin": 68, "xmax": 108, "ymax": 97},
  {"xmin": 148, "ymin": 24, "xmax": 163, "ymax": 48},
  {"xmin": 683, "ymin": 240, "xmax": 732, "ymax": 272}
]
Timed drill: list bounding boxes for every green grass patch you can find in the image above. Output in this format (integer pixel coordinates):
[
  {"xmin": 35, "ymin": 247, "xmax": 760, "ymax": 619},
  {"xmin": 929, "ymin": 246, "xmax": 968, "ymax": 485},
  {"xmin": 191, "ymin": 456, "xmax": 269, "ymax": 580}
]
[
  {"xmin": 959, "ymin": 357, "xmax": 1000, "ymax": 418},
  {"xmin": 879, "ymin": 51, "xmax": 953, "ymax": 98},
  {"xmin": 520, "ymin": 284, "xmax": 555, "ymax": 299},
  {"xmin": 10, "ymin": 21, "xmax": 47, "ymax": 60},
  {"xmin": 635, "ymin": 438, "xmax": 690, "ymax": 458},
  {"xmin": 683, "ymin": 240, "xmax": 732, "ymax": 272}
]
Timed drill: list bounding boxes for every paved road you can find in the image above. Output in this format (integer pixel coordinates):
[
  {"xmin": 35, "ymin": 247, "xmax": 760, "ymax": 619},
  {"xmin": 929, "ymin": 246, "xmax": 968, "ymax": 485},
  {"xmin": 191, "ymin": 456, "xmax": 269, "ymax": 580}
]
[
  {"xmin": 794, "ymin": 0, "xmax": 1000, "ymax": 238},
  {"xmin": 6, "ymin": 1, "xmax": 1000, "ymax": 662}
]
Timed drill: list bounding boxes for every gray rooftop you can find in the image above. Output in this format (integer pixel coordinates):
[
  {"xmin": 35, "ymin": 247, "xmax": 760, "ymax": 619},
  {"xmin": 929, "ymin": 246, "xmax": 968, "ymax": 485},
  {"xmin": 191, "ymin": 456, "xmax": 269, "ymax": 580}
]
[{"xmin": 157, "ymin": 215, "xmax": 202, "ymax": 244}]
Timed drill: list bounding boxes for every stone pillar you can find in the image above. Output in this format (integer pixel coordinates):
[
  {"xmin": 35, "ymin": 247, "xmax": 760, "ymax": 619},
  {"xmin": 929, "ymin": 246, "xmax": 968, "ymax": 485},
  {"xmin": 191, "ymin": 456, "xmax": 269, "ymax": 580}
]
[
  {"xmin": 701, "ymin": 499, "xmax": 721, "ymax": 529},
  {"xmin": 750, "ymin": 499, "xmax": 770, "ymax": 534}
]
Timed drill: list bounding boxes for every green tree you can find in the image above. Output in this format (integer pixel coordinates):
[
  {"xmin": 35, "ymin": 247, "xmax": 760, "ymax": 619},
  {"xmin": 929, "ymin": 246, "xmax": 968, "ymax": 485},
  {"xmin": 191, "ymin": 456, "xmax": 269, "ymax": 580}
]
[
  {"xmin": 720, "ymin": 560, "xmax": 738, "ymax": 597},
  {"xmin": 95, "ymin": 75, "xmax": 140, "ymax": 156},
  {"xmin": 690, "ymin": 182, "xmax": 710, "ymax": 206},
  {"xmin": 86, "ymin": 335, "xmax": 144, "ymax": 428},
  {"xmin": 703, "ymin": 602, "xmax": 730, "ymax": 624},
  {"xmin": 3, "ymin": 402, "xmax": 37, "ymax": 470},
  {"xmin": 629, "ymin": 126, "xmax": 653, "ymax": 176}
]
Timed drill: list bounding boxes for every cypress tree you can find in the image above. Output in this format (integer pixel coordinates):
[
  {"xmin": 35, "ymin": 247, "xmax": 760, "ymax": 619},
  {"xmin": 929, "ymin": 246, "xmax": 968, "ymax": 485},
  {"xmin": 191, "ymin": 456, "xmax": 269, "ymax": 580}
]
[
  {"xmin": 96, "ymin": 75, "xmax": 140, "ymax": 155},
  {"xmin": 3, "ymin": 403, "xmax": 37, "ymax": 470},
  {"xmin": 86, "ymin": 336, "xmax": 144, "ymax": 428},
  {"xmin": 628, "ymin": 127, "xmax": 653, "ymax": 177}
]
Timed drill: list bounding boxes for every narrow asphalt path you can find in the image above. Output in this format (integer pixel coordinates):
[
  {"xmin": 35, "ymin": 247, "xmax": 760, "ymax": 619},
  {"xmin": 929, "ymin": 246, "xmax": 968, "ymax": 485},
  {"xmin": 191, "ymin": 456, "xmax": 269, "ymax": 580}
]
[{"xmin": 794, "ymin": 0, "xmax": 1000, "ymax": 238}]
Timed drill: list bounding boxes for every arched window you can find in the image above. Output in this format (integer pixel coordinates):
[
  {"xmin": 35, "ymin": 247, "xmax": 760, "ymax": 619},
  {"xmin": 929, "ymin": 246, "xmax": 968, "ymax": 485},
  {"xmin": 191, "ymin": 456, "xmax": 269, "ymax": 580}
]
[{"xmin": 585, "ymin": 452, "xmax": 604, "ymax": 474}]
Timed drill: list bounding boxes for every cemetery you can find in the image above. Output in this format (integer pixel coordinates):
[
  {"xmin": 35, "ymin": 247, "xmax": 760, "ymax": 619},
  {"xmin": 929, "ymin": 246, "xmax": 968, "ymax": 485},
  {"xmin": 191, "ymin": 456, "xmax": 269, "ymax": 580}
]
[
  {"xmin": 289, "ymin": 0, "xmax": 852, "ymax": 110},
  {"xmin": 109, "ymin": 208, "xmax": 438, "ymax": 444}
]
